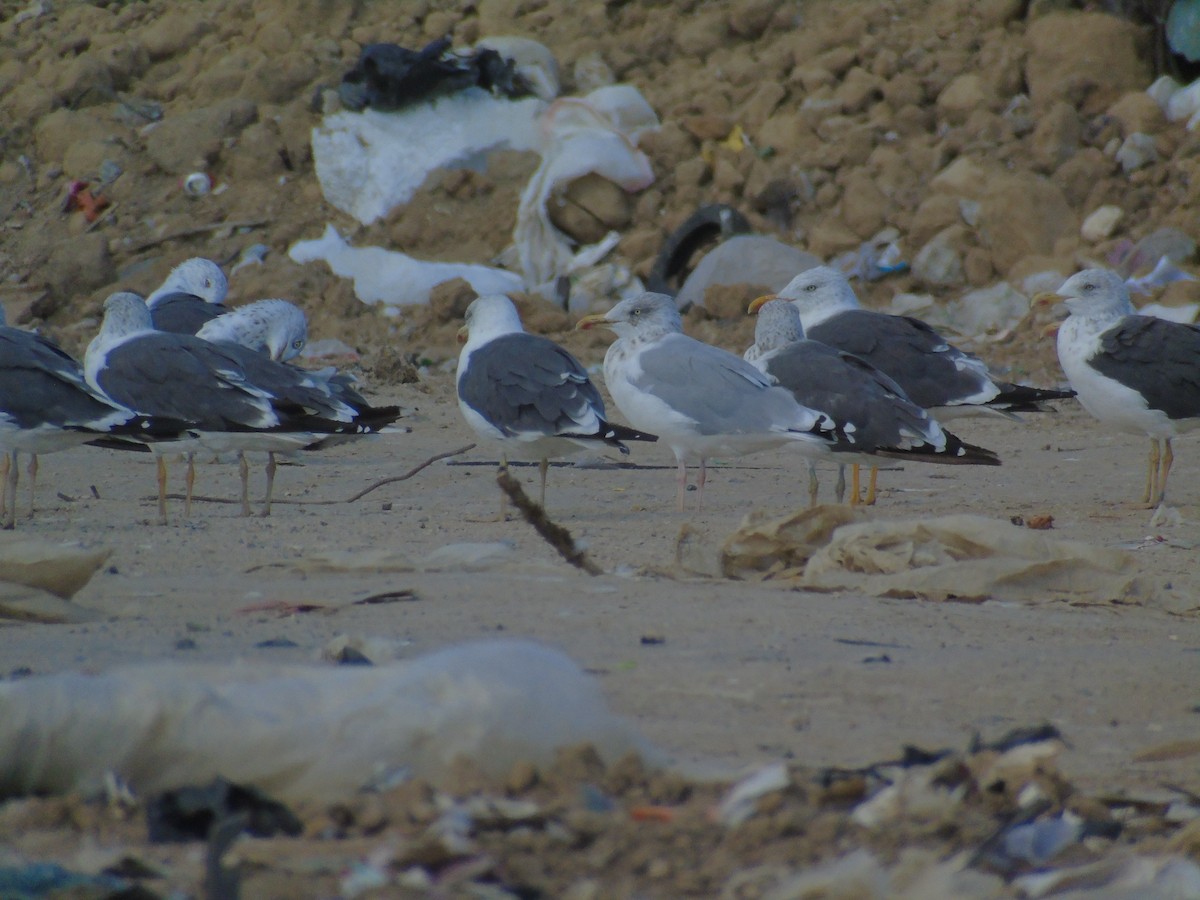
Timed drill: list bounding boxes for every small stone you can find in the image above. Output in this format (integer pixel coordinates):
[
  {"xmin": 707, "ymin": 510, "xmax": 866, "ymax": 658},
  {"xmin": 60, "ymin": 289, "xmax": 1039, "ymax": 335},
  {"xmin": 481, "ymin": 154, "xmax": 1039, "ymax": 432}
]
[
  {"xmin": 1081, "ymin": 205, "xmax": 1123, "ymax": 242},
  {"xmin": 1115, "ymin": 132, "xmax": 1157, "ymax": 174}
]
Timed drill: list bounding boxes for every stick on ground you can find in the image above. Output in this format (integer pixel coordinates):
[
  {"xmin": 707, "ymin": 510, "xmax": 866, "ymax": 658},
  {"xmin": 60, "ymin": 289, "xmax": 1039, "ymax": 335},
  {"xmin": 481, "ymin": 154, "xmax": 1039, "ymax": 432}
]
[{"xmin": 496, "ymin": 463, "xmax": 603, "ymax": 576}]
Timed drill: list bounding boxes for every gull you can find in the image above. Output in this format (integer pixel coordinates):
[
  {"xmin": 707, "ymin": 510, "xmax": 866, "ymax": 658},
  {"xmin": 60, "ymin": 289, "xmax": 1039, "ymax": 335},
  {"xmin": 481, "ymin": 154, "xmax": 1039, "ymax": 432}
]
[
  {"xmin": 1051, "ymin": 267, "xmax": 1200, "ymax": 507},
  {"xmin": 196, "ymin": 298, "xmax": 309, "ymax": 362},
  {"xmin": 456, "ymin": 294, "xmax": 656, "ymax": 510},
  {"xmin": 746, "ymin": 299, "xmax": 999, "ymax": 505},
  {"xmin": 85, "ymin": 293, "xmax": 402, "ymax": 521},
  {"xmin": 0, "ymin": 309, "xmax": 184, "ymax": 527},
  {"xmin": 146, "ymin": 257, "xmax": 229, "ymax": 334},
  {"xmin": 577, "ymin": 292, "xmax": 839, "ymax": 510},
  {"xmin": 761, "ymin": 266, "xmax": 1074, "ymax": 419}
]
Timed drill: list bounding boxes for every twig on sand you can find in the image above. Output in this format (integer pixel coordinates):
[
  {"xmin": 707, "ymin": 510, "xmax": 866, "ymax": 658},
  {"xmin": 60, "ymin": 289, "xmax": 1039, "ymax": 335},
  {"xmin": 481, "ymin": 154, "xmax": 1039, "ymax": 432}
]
[
  {"xmin": 496, "ymin": 462, "xmax": 604, "ymax": 576},
  {"xmin": 152, "ymin": 444, "xmax": 476, "ymax": 507},
  {"xmin": 127, "ymin": 219, "xmax": 269, "ymax": 253}
]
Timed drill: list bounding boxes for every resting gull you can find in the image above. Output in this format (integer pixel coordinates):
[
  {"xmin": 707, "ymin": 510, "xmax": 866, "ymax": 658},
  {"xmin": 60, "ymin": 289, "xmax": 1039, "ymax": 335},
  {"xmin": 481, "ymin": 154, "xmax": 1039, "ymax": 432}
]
[
  {"xmin": 1050, "ymin": 267, "xmax": 1200, "ymax": 507},
  {"xmin": 0, "ymin": 309, "xmax": 183, "ymax": 527},
  {"xmin": 577, "ymin": 292, "xmax": 839, "ymax": 510},
  {"xmin": 761, "ymin": 266, "xmax": 1074, "ymax": 419},
  {"xmin": 746, "ymin": 299, "xmax": 1000, "ymax": 505},
  {"xmin": 456, "ymin": 294, "xmax": 656, "ymax": 510},
  {"xmin": 86, "ymin": 292, "xmax": 402, "ymax": 521},
  {"xmin": 146, "ymin": 257, "xmax": 229, "ymax": 334},
  {"xmin": 196, "ymin": 298, "xmax": 309, "ymax": 362}
]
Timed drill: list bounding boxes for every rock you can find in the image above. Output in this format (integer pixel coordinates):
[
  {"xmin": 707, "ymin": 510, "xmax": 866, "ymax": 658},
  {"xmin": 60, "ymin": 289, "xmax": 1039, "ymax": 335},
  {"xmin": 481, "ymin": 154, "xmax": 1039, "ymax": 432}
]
[
  {"xmin": 728, "ymin": 0, "xmax": 780, "ymax": 38},
  {"xmin": 908, "ymin": 194, "xmax": 962, "ymax": 253},
  {"xmin": 34, "ymin": 109, "xmax": 112, "ymax": 167},
  {"xmin": 837, "ymin": 67, "xmax": 883, "ymax": 113},
  {"xmin": 936, "ymin": 74, "xmax": 992, "ymax": 125},
  {"xmin": 1115, "ymin": 132, "xmax": 1158, "ymax": 174},
  {"xmin": 840, "ymin": 170, "xmax": 888, "ymax": 239},
  {"xmin": 929, "ymin": 156, "xmax": 992, "ymax": 200},
  {"xmin": 912, "ymin": 224, "xmax": 968, "ymax": 287},
  {"xmin": 62, "ymin": 140, "xmax": 129, "ymax": 182},
  {"xmin": 1107, "ymin": 91, "xmax": 1167, "ymax": 137},
  {"xmin": 1029, "ymin": 102, "xmax": 1080, "ymax": 173},
  {"xmin": 675, "ymin": 10, "xmax": 726, "ymax": 58},
  {"xmin": 54, "ymin": 55, "xmax": 114, "ymax": 109},
  {"xmin": 143, "ymin": 99, "xmax": 259, "ymax": 174},
  {"xmin": 547, "ymin": 173, "xmax": 634, "ymax": 245},
  {"xmin": 1081, "ymin": 205, "xmax": 1123, "ymax": 242},
  {"xmin": 140, "ymin": 11, "xmax": 213, "ymax": 60},
  {"xmin": 1025, "ymin": 13, "xmax": 1151, "ymax": 114},
  {"xmin": 976, "ymin": 171, "xmax": 1077, "ymax": 275},
  {"xmin": 225, "ymin": 121, "xmax": 288, "ymax": 181},
  {"xmin": 44, "ymin": 234, "xmax": 115, "ymax": 303}
]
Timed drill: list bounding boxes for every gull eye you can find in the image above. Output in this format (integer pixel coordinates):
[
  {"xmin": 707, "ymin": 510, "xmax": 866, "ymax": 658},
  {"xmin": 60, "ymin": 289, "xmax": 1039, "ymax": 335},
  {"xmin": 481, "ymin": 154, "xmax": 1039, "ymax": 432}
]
[
  {"xmin": 631, "ymin": 307, "xmax": 641, "ymax": 317},
  {"xmin": 804, "ymin": 283, "xmax": 817, "ymax": 292},
  {"xmin": 292, "ymin": 339, "xmax": 304, "ymax": 349}
]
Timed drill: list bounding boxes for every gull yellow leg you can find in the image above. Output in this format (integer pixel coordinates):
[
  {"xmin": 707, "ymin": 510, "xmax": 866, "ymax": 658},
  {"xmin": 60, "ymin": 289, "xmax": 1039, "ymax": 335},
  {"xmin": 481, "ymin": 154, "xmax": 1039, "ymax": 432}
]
[
  {"xmin": 0, "ymin": 452, "xmax": 10, "ymax": 529},
  {"xmin": 2, "ymin": 451, "xmax": 16, "ymax": 529},
  {"xmin": 238, "ymin": 452, "xmax": 251, "ymax": 517},
  {"xmin": 807, "ymin": 461, "xmax": 819, "ymax": 507},
  {"xmin": 260, "ymin": 452, "xmax": 277, "ymax": 517},
  {"xmin": 1143, "ymin": 438, "xmax": 1160, "ymax": 505},
  {"xmin": 864, "ymin": 466, "xmax": 879, "ymax": 506},
  {"xmin": 1157, "ymin": 438, "xmax": 1174, "ymax": 507},
  {"xmin": 537, "ymin": 458, "xmax": 549, "ymax": 508},
  {"xmin": 184, "ymin": 452, "xmax": 196, "ymax": 519},
  {"xmin": 26, "ymin": 453, "xmax": 38, "ymax": 519},
  {"xmin": 849, "ymin": 464, "xmax": 862, "ymax": 506},
  {"xmin": 156, "ymin": 454, "xmax": 168, "ymax": 525}
]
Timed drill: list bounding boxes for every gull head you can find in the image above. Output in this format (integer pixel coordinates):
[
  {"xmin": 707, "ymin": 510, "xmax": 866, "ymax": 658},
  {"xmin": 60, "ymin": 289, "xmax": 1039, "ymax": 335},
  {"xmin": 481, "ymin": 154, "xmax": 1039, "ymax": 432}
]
[
  {"xmin": 751, "ymin": 298, "xmax": 805, "ymax": 355},
  {"xmin": 152, "ymin": 257, "xmax": 228, "ymax": 305},
  {"xmin": 1055, "ymin": 268, "xmax": 1135, "ymax": 319},
  {"xmin": 773, "ymin": 265, "xmax": 861, "ymax": 319},
  {"xmin": 459, "ymin": 294, "xmax": 524, "ymax": 345},
  {"xmin": 576, "ymin": 292, "xmax": 682, "ymax": 341}
]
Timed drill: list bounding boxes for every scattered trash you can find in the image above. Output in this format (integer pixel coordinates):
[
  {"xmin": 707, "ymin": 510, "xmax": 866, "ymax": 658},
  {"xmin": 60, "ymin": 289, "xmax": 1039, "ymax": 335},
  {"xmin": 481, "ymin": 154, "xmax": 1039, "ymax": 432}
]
[
  {"xmin": 229, "ymin": 242, "xmax": 269, "ymax": 276},
  {"xmin": 1126, "ymin": 254, "xmax": 1197, "ymax": 296},
  {"xmin": 62, "ymin": 180, "xmax": 110, "ymax": 222},
  {"xmin": 0, "ymin": 862, "xmax": 135, "ymax": 898},
  {"xmin": 715, "ymin": 762, "xmax": 791, "ymax": 826},
  {"xmin": 701, "ymin": 508, "xmax": 1158, "ymax": 606},
  {"xmin": 646, "ymin": 203, "xmax": 752, "ymax": 296},
  {"xmin": 289, "ymin": 224, "xmax": 525, "ymax": 309},
  {"xmin": 0, "ymin": 538, "xmax": 110, "ymax": 622},
  {"xmin": 301, "ymin": 80, "xmax": 657, "ymax": 310},
  {"xmin": 833, "ymin": 228, "xmax": 909, "ymax": 282},
  {"xmin": 672, "ymin": 234, "xmax": 820, "ymax": 313},
  {"xmin": 146, "ymin": 777, "xmax": 302, "ymax": 842},
  {"xmin": 337, "ymin": 37, "xmax": 540, "ymax": 113},
  {"xmin": 0, "ymin": 639, "xmax": 660, "ymax": 803},
  {"xmin": 182, "ymin": 172, "xmax": 213, "ymax": 197}
]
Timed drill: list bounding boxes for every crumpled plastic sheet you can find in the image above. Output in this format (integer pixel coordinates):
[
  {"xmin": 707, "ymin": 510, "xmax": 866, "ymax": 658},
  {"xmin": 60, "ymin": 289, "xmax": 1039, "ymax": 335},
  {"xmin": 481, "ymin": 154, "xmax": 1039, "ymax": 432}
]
[
  {"xmin": 705, "ymin": 509, "xmax": 1157, "ymax": 605},
  {"xmin": 299, "ymin": 78, "xmax": 658, "ymax": 311},
  {"xmin": 0, "ymin": 639, "xmax": 661, "ymax": 805},
  {"xmin": 0, "ymin": 537, "xmax": 110, "ymax": 623}
]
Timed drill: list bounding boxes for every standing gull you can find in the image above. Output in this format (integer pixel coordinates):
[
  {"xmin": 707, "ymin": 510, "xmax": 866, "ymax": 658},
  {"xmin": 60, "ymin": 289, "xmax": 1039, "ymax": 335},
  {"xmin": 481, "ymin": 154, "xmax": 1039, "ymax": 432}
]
[
  {"xmin": 456, "ymin": 294, "xmax": 656, "ymax": 510},
  {"xmin": 1050, "ymin": 268, "xmax": 1200, "ymax": 507},
  {"xmin": 761, "ymin": 266, "xmax": 1074, "ymax": 418},
  {"xmin": 146, "ymin": 257, "xmax": 229, "ymax": 334},
  {"xmin": 196, "ymin": 298, "xmax": 308, "ymax": 362},
  {"xmin": 746, "ymin": 299, "xmax": 999, "ymax": 505},
  {"xmin": 577, "ymin": 292, "xmax": 839, "ymax": 511},
  {"xmin": 86, "ymin": 293, "xmax": 402, "ymax": 521},
  {"xmin": 0, "ymin": 310, "xmax": 183, "ymax": 527}
]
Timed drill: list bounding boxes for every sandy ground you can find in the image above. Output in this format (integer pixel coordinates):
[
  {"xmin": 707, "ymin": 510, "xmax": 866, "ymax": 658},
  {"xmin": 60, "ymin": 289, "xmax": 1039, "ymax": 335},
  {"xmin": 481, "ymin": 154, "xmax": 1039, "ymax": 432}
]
[{"xmin": 2, "ymin": 368, "xmax": 1197, "ymax": 802}]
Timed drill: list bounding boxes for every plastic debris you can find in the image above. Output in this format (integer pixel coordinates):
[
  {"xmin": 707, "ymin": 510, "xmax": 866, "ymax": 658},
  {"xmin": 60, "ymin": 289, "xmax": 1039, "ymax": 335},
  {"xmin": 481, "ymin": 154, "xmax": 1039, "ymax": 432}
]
[
  {"xmin": 146, "ymin": 777, "xmax": 302, "ymax": 843},
  {"xmin": 338, "ymin": 37, "xmax": 541, "ymax": 113},
  {"xmin": 288, "ymin": 224, "xmax": 525, "ymax": 309},
  {"xmin": 1126, "ymin": 255, "xmax": 1197, "ymax": 296},
  {"xmin": 229, "ymin": 243, "xmax": 269, "ymax": 277},
  {"xmin": 833, "ymin": 228, "xmax": 909, "ymax": 282},
  {"xmin": 715, "ymin": 762, "xmax": 791, "ymax": 826},
  {"xmin": 0, "ymin": 639, "xmax": 661, "ymax": 803},
  {"xmin": 182, "ymin": 172, "xmax": 212, "ymax": 197}
]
